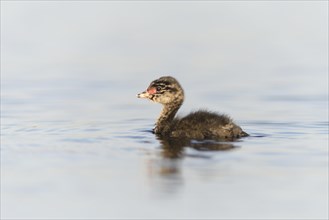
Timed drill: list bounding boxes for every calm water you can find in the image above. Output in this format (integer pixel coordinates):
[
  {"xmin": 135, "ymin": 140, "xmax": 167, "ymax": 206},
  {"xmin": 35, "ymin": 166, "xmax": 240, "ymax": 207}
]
[{"xmin": 1, "ymin": 2, "xmax": 328, "ymax": 219}]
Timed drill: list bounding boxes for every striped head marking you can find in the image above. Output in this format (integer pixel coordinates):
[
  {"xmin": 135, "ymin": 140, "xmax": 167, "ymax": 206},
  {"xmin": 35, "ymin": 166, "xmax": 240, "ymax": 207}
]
[{"xmin": 137, "ymin": 76, "xmax": 184, "ymax": 105}]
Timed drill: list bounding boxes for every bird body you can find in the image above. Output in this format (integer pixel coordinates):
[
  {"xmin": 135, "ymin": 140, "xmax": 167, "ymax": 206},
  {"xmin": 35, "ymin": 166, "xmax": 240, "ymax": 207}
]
[{"xmin": 137, "ymin": 76, "xmax": 248, "ymax": 140}]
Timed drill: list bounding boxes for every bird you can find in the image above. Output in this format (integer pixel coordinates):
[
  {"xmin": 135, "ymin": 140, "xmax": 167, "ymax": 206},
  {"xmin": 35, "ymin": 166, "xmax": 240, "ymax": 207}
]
[{"xmin": 137, "ymin": 76, "xmax": 248, "ymax": 140}]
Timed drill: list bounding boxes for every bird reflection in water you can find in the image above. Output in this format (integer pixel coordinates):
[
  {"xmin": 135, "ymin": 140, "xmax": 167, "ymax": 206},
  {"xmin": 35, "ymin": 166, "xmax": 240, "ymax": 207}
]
[
  {"xmin": 159, "ymin": 136, "xmax": 237, "ymax": 159},
  {"xmin": 152, "ymin": 135, "xmax": 238, "ymax": 176},
  {"xmin": 145, "ymin": 135, "xmax": 238, "ymax": 195}
]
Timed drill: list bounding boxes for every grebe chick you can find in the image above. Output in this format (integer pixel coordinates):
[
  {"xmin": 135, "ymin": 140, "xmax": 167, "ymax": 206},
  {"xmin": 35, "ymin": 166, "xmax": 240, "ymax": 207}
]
[{"xmin": 137, "ymin": 76, "xmax": 248, "ymax": 140}]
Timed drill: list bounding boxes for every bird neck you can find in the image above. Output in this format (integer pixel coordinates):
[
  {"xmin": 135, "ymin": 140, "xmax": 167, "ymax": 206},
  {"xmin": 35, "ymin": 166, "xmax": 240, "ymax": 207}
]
[{"xmin": 155, "ymin": 100, "xmax": 182, "ymax": 134}]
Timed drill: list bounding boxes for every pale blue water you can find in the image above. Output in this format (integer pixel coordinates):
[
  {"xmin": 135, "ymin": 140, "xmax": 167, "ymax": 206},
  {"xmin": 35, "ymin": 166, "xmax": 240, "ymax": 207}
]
[{"xmin": 1, "ymin": 2, "xmax": 328, "ymax": 219}]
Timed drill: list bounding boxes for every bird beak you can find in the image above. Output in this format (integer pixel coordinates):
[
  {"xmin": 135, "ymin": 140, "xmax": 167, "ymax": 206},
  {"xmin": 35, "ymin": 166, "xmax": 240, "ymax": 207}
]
[{"xmin": 137, "ymin": 91, "xmax": 150, "ymax": 99}]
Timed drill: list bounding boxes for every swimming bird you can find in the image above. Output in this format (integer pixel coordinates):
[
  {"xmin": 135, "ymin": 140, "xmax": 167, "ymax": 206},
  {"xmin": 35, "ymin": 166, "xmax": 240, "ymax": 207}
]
[{"xmin": 137, "ymin": 76, "xmax": 248, "ymax": 140}]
